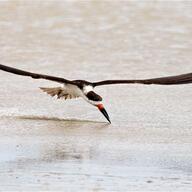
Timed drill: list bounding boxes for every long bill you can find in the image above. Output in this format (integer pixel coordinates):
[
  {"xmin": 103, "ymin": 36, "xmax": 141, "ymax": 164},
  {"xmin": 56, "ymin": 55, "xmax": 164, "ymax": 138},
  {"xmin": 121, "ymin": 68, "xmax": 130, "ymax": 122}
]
[{"xmin": 97, "ymin": 104, "xmax": 111, "ymax": 123}]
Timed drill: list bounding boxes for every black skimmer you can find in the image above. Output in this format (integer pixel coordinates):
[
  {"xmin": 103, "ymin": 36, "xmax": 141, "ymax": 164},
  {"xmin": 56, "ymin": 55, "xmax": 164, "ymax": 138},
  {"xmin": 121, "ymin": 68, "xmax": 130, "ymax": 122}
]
[{"xmin": 0, "ymin": 64, "xmax": 192, "ymax": 123}]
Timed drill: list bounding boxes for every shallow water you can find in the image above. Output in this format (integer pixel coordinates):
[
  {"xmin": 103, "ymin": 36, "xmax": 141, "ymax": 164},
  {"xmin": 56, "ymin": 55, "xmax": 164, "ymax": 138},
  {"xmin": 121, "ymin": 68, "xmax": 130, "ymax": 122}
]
[{"xmin": 0, "ymin": 1, "xmax": 192, "ymax": 191}]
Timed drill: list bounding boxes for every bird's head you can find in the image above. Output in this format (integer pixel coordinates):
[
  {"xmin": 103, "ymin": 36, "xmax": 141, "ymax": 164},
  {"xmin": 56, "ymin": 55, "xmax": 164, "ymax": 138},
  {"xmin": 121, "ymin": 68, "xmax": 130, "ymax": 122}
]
[{"xmin": 84, "ymin": 88, "xmax": 111, "ymax": 123}]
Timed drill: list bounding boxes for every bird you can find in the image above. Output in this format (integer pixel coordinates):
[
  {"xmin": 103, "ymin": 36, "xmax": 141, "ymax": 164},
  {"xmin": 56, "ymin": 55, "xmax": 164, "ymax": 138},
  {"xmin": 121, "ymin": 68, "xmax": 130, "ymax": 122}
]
[{"xmin": 0, "ymin": 63, "xmax": 192, "ymax": 123}]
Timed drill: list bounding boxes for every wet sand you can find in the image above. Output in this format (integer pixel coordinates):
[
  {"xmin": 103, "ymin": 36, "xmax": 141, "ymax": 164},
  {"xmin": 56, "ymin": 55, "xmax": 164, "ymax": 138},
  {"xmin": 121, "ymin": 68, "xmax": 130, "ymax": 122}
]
[{"xmin": 0, "ymin": 1, "xmax": 192, "ymax": 191}]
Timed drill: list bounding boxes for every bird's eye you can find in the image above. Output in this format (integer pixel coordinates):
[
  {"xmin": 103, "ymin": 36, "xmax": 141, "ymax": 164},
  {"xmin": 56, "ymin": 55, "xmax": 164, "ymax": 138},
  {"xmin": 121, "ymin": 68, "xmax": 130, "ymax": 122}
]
[{"xmin": 86, "ymin": 91, "xmax": 102, "ymax": 101}]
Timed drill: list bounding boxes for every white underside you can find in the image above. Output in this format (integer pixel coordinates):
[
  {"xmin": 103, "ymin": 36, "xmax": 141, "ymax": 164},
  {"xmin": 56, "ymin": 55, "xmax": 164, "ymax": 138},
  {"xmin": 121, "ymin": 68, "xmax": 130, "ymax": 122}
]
[
  {"xmin": 40, "ymin": 84, "xmax": 101, "ymax": 106},
  {"xmin": 64, "ymin": 84, "xmax": 84, "ymax": 98}
]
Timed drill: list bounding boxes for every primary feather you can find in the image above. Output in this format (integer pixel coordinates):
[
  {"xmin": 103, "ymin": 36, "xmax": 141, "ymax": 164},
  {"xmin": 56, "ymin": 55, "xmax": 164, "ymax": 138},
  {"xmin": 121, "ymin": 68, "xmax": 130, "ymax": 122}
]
[{"xmin": 93, "ymin": 73, "xmax": 192, "ymax": 86}]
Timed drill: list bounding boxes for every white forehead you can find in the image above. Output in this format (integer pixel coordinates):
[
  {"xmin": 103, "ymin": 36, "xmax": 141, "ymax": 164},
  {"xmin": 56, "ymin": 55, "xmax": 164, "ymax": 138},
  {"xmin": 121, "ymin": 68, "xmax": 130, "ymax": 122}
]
[{"xmin": 83, "ymin": 85, "xmax": 93, "ymax": 94}]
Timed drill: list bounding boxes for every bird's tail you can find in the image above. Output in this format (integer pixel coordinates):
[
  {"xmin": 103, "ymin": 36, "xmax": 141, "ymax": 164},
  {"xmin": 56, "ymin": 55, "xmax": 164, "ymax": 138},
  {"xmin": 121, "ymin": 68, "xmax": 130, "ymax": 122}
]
[
  {"xmin": 40, "ymin": 87, "xmax": 78, "ymax": 100},
  {"xmin": 40, "ymin": 87, "xmax": 64, "ymax": 98}
]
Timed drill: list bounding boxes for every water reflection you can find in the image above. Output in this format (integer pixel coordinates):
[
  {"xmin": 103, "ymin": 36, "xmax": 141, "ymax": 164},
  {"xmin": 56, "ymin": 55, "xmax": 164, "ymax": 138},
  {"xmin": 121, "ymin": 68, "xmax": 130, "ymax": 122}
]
[
  {"xmin": 0, "ymin": 115, "xmax": 109, "ymax": 164},
  {"xmin": 16, "ymin": 115, "xmax": 107, "ymax": 124}
]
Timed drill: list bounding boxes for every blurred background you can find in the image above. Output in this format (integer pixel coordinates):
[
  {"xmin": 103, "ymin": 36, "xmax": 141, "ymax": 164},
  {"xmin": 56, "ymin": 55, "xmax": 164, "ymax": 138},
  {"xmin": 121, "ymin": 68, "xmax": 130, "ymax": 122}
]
[{"xmin": 0, "ymin": 1, "xmax": 192, "ymax": 191}]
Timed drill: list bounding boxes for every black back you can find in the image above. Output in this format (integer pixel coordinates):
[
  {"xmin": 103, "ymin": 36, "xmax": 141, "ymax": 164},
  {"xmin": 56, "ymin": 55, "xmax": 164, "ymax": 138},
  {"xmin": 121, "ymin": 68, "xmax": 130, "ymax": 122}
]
[{"xmin": 72, "ymin": 80, "xmax": 92, "ymax": 89}]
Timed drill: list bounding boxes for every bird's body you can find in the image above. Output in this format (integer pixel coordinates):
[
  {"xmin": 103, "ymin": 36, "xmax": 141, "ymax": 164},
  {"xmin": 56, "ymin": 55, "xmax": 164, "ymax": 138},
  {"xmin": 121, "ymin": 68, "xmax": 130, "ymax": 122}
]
[
  {"xmin": 0, "ymin": 63, "xmax": 192, "ymax": 123},
  {"xmin": 40, "ymin": 83, "xmax": 99, "ymax": 105}
]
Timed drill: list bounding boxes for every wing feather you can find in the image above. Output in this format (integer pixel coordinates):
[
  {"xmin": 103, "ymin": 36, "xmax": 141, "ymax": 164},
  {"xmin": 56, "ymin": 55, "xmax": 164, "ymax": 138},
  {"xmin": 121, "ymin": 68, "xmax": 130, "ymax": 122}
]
[
  {"xmin": 0, "ymin": 64, "xmax": 75, "ymax": 85},
  {"xmin": 40, "ymin": 87, "xmax": 79, "ymax": 100},
  {"xmin": 93, "ymin": 73, "xmax": 192, "ymax": 87}
]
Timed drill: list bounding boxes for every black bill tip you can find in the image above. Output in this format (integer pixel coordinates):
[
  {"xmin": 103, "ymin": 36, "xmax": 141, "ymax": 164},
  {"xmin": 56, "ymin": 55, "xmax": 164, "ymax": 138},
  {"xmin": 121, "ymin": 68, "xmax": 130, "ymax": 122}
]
[{"xmin": 99, "ymin": 107, "xmax": 111, "ymax": 123}]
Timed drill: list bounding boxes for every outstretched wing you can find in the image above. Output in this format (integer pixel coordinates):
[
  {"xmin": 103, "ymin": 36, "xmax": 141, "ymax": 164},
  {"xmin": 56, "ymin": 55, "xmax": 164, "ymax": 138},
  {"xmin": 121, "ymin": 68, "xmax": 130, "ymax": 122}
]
[
  {"xmin": 92, "ymin": 73, "xmax": 192, "ymax": 87},
  {"xmin": 0, "ymin": 64, "xmax": 75, "ymax": 85},
  {"xmin": 40, "ymin": 87, "xmax": 79, "ymax": 100}
]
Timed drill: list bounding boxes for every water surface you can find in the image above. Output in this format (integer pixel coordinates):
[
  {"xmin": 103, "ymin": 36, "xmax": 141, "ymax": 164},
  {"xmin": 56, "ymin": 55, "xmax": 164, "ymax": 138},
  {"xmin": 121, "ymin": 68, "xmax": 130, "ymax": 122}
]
[{"xmin": 0, "ymin": 1, "xmax": 192, "ymax": 191}]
